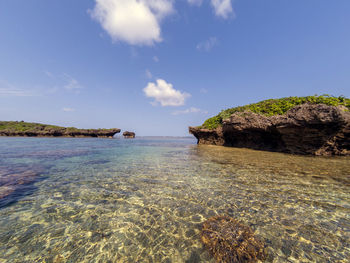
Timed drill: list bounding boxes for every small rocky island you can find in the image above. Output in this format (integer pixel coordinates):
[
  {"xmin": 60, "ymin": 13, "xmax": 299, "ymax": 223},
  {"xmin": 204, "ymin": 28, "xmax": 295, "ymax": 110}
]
[
  {"xmin": 190, "ymin": 96, "xmax": 350, "ymax": 156},
  {"xmin": 123, "ymin": 131, "xmax": 136, "ymax": 138},
  {"xmin": 0, "ymin": 121, "xmax": 120, "ymax": 138}
]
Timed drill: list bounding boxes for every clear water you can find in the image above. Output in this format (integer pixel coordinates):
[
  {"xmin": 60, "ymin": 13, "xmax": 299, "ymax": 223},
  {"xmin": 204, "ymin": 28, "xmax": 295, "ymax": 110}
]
[{"xmin": 0, "ymin": 137, "xmax": 349, "ymax": 263}]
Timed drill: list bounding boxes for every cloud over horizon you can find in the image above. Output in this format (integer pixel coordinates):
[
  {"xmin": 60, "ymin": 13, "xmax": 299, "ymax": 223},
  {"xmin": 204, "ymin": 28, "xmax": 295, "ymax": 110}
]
[
  {"xmin": 143, "ymin": 79, "xmax": 190, "ymax": 106},
  {"xmin": 62, "ymin": 107, "xmax": 76, "ymax": 112},
  {"xmin": 172, "ymin": 107, "xmax": 207, "ymax": 115},
  {"xmin": 0, "ymin": 80, "xmax": 37, "ymax": 97},
  {"xmin": 90, "ymin": 0, "xmax": 174, "ymax": 46},
  {"xmin": 0, "ymin": 87, "xmax": 36, "ymax": 97}
]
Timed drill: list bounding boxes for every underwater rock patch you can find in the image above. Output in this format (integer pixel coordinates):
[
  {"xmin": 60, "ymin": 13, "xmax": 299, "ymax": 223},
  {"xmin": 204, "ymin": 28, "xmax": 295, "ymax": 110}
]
[
  {"xmin": 0, "ymin": 165, "xmax": 44, "ymax": 207},
  {"xmin": 201, "ymin": 215, "xmax": 266, "ymax": 263},
  {"xmin": 6, "ymin": 149, "xmax": 90, "ymax": 160}
]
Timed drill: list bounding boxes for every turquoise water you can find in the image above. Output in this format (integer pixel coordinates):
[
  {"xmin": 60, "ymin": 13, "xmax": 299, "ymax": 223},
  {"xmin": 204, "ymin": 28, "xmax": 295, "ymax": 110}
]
[{"xmin": 0, "ymin": 137, "xmax": 349, "ymax": 262}]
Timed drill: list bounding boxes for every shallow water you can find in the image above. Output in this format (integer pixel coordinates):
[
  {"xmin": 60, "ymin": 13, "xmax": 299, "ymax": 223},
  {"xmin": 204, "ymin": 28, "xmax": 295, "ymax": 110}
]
[{"xmin": 0, "ymin": 137, "xmax": 349, "ymax": 262}]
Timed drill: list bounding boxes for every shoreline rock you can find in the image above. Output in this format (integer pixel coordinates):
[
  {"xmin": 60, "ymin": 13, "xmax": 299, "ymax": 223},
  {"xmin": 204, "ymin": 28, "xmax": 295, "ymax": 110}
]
[
  {"xmin": 190, "ymin": 104, "xmax": 350, "ymax": 156},
  {"xmin": 0, "ymin": 123, "xmax": 121, "ymax": 138}
]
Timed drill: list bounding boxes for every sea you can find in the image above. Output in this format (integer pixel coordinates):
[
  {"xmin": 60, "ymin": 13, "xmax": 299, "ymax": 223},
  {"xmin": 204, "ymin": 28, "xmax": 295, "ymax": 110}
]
[{"xmin": 0, "ymin": 137, "xmax": 349, "ymax": 262}]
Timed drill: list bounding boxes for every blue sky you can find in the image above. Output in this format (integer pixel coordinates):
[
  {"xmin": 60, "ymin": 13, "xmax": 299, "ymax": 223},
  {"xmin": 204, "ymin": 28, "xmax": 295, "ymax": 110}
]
[{"xmin": 0, "ymin": 0, "xmax": 349, "ymax": 136}]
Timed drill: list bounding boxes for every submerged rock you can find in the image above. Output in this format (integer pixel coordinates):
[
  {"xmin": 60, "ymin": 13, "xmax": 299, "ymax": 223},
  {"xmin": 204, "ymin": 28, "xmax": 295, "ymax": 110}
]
[
  {"xmin": 201, "ymin": 216, "xmax": 266, "ymax": 263},
  {"xmin": 0, "ymin": 165, "xmax": 44, "ymax": 207},
  {"xmin": 190, "ymin": 104, "xmax": 350, "ymax": 155},
  {"xmin": 123, "ymin": 131, "xmax": 136, "ymax": 138}
]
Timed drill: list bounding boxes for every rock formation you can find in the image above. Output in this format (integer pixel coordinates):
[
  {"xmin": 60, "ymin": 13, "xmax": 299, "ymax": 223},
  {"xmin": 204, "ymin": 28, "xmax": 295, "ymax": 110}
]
[
  {"xmin": 190, "ymin": 104, "xmax": 350, "ymax": 156},
  {"xmin": 201, "ymin": 216, "xmax": 267, "ymax": 263},
  {"xmin": 123, "ymin": 131, "xmax": 135, "ymax": 138},
  {"xmin": 0, "ymin": 121, "xmax": 120, "ymax": 138}
]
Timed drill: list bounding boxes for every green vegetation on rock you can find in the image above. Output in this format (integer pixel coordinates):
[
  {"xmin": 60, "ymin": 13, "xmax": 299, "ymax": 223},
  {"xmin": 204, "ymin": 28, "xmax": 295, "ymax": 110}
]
[
  {"xmin": 201, "ymin": 95, "xmax": 350, "ymax": 129},
  {"xmin": 0, "ymin": 121, "xmax": 63, "ymax": 132},
  {"xmin": 0, "ymin": 121, "xmax": 120, "ymax": 137}
]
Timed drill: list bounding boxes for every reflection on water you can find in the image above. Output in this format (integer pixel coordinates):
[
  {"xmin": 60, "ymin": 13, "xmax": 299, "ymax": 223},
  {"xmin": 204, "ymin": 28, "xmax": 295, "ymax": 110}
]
[{"xmin": 0, "ymin": 137, "xmax": 349, "ymax": 262}]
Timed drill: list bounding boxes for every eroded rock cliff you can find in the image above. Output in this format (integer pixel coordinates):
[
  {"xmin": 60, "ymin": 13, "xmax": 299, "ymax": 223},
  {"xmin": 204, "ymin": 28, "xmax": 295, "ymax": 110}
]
[{"xmin": 190, "ymin": 104, "xmax": 350, "ymax": 156}]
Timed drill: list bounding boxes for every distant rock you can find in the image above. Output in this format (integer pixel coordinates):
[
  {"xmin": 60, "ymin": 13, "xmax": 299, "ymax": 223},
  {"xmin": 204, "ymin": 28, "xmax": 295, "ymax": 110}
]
[
  {"xmin": 123, "ymin": 131, "xmax": 135, "ymax": 138},
  {"xmin": 190, "ymin": 104, "xmax": 350, "ymax": 156},
  {"xmin": 0, "ymin": 121, "xmax": 120, "ymax": 138}
]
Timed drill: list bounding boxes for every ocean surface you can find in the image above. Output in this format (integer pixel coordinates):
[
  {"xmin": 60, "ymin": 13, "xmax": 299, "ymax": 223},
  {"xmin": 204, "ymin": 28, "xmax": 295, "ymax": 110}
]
[{"xmin": 0, "ymin": 137, "xmax": 349, "ymax": 262}]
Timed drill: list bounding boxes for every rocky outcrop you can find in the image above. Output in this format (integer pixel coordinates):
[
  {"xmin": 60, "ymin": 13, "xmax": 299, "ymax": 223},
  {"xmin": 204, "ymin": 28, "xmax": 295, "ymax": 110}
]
[
  {"xmin": 123, "ymin": 131, "xmax": 135, "ymax": 138},
  {"xmin": 189, "ymin": 104, "xmax": 350, "ymax": 156},
  {"xmin": 0, "ymin": 126, "xmax": 121, "ymax": 138}
]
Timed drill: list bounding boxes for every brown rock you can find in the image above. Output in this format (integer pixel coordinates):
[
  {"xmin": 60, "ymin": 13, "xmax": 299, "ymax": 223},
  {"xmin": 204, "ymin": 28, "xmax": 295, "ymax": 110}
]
[
  {"xmin": 123, "ymin": 131, "xmax": 135, "ymax": 138},
  {"xmin": 189, "ymin": 127, "xmax": 224, "ymax": 145},
  {"xmin": 201, "ymin": 216, "xmax": 267, "ymax": 263},
  {"xmin": 190, "ymin": 104, "xmax": 350, "ymax": 156}
]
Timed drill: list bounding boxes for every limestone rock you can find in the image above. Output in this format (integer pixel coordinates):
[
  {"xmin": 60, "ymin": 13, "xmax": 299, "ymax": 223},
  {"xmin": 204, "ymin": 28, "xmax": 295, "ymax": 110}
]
[
  {"xmin": 123, "ymin": 131, "xmax": 135, "ymax": 138},
  {"xmin": 0, "ymin": 126, "xmax": 121, "ymax": 138},
  {"xmin": 190, "ymin": 104, "xmax": 350, "ymax": 155}
]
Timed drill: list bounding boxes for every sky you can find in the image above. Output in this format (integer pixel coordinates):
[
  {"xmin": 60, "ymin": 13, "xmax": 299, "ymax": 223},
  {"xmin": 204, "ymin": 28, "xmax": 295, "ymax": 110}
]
[{"xmin": 0, "ymin": 0, "xmax": 349, "ymax": 136}]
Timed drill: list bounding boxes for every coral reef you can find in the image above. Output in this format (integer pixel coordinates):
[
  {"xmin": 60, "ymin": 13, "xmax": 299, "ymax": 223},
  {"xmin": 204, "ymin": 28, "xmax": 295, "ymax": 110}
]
[
  {"xmin": 201, "ymin": 216, "xmax": 266, "ymax": 263},
  {"xmin": 0, "ymin": 165, "xmax": 45, "ymax": 207}
]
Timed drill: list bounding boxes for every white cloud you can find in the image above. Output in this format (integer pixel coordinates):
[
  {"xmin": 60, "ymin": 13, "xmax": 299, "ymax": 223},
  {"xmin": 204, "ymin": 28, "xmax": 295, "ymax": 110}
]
[
  {"xmin": 0, "ymin": 80, "xmax": 37, "ymax": 97},
  {"xmin": 0, "ymin": 75, "xmax": 84, "ymax": 98},
  {"xmin": 211, "ymin": 0, "xmax": 234, "ymax": 19},
  {"xmin": 44, "ymin": 71, "xmax": 54, "ymax": 78},
  {"xmin": 187, "ymin": 0, "xmax": 203, "ymax": 6},
  {"xmin": 143, "ymin": 79, "xmax": 190, "ymax": 106},
  {"xmin": 63, "ymin": 74, "xmax": 83, "ymax": 93},
  {"xmin": 196, "ymin": 37, "xmax": 218, "ymax": 51},
  {"xmin": 200, "ymin": 88, "xmax": 208, "ymax": 94},
  {"xmin": 62, "ymin": 107, "xmax": 75, "ymax": 112},
  {"xmin": 90, "ymin": 0, "xmax": 174, "ymax": 46},
  {"xmin": 153, "ymin": 56, "xmax": 159, "ymax": 62},
  {"xmin": 145, "ymin": 69, "xmax": 153, "ymax": 79},
  {"xmin": 172, "ymin": 107, "xmax": 208, "ymax": 115},
  {"xmin": 0, "ymin": 88, "xmax": 35, "ymax": 97}
]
